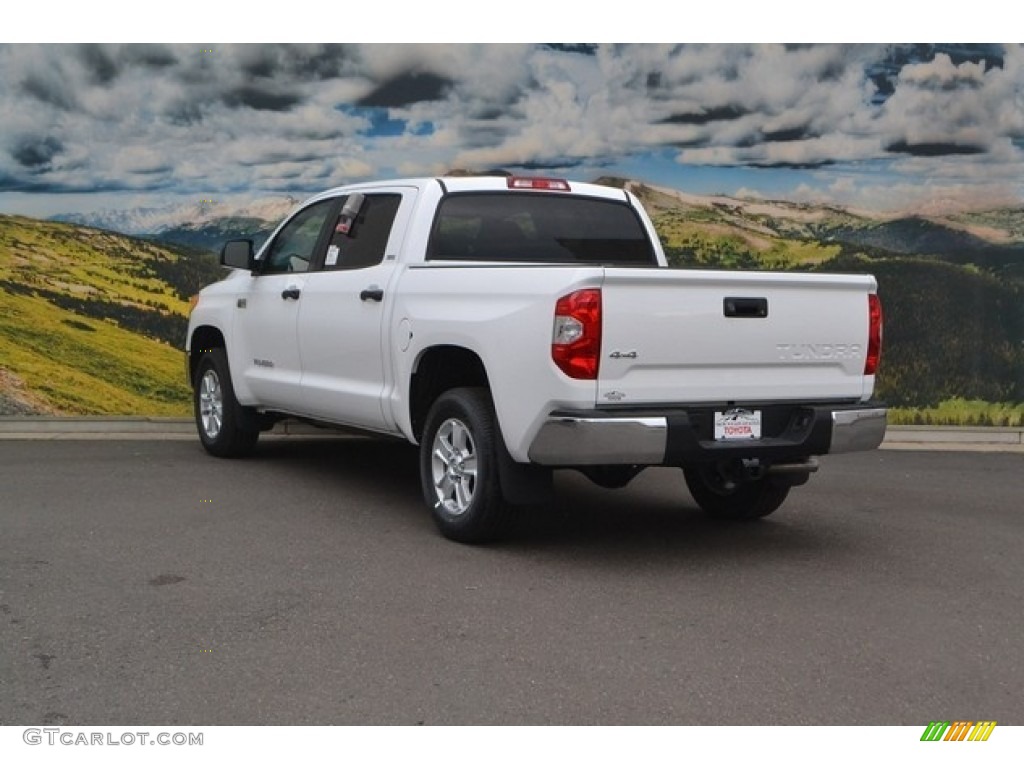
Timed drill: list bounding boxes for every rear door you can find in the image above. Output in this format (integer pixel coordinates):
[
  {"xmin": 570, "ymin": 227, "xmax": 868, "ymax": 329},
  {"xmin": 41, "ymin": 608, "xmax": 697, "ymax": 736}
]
[{"xmin": 296, "ymin": 187, "xmax": 416, "ymax": 430}]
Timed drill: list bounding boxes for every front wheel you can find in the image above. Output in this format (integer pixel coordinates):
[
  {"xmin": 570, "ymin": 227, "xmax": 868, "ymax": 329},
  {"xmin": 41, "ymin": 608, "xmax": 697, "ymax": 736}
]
[
  {"xmin": 683, "ymin": 465, "xmax": 791, "ymax": 520},
  {"xmin": 419, "ymin": 388, "xmax": 510, "ymax": 543},
  {"xmin": 193, "ymin": 348, "xmax": 259, "ymax": 457}
]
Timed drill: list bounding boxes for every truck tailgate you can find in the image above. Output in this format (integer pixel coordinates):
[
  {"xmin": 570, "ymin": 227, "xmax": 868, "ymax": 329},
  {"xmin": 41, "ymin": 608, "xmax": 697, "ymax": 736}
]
[{"xmin": 598, "ymin": 268, "xmax": 876, "ymax": 405}]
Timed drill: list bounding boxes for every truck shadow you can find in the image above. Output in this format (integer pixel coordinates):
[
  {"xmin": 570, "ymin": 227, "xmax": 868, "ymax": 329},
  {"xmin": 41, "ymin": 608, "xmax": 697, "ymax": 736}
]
[
  {"xmin": 246, "ymin": 435, "xmax": 422, "ymax": 499},
  {"xmin": 240, "ymin": 437, "xmax": 842, "ymax": 562},
  {"xmin": 509, "ymin": 469, "xmax": 834, "ymax": 559}
]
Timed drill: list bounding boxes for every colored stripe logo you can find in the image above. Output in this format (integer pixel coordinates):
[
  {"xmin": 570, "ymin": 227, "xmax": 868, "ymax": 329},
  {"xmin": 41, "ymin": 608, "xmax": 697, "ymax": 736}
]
[{"xmin": 920, "ymin": 721, "xmax": 996, "ymax": 741}]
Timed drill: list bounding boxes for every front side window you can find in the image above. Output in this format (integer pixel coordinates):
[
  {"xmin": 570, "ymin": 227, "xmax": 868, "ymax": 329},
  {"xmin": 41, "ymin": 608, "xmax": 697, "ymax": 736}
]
[
  {"xmin": 428, "ymin": 193, "xmax": 656, "ymax": 265},
  {"xmin": 261, "ymin": 199, "xmax": 335, "ymax": 274}
]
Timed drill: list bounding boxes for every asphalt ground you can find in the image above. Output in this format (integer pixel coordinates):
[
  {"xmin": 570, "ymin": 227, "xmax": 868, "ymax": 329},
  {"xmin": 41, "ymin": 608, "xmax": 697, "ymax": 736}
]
[{"xmin": 0, "ymin": 439, "xmax": 1021, "ymax": 725}]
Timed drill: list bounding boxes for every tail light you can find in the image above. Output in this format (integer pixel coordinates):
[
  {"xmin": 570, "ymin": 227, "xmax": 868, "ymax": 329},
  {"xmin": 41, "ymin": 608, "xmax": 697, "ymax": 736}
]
[
  {"xmin": 552, "ymin": 289, "xmax": 602, "ymax": 379},
  {"xmin": 865, "ymin": 293, "xmax": 882, "ymax": 375}
]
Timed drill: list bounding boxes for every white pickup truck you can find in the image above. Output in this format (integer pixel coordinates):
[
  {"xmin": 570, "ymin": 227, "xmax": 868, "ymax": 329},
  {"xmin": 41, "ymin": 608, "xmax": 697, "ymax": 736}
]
[{"xmin": 186, "ymin": 175, "xmax": 886, "ymax": 542}]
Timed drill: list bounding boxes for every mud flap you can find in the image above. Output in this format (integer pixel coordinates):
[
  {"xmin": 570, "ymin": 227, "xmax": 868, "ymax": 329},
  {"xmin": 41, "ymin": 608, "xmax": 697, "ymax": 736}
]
[{"xmin": 496, "ymin": 433, "xmax": 553, "ymax": 505}]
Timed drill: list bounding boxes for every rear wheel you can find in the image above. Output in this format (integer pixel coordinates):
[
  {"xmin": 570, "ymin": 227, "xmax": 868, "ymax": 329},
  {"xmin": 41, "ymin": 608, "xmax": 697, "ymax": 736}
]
[
  {"xmin": 193, "ymin": 348, "xmax": 259, "ymax": 457},
  {"xmin": 419, "ymin": 388, "xmax": 510, "ymax": 543},
  {"xmin": 683, "ymin": 465, "xmax": 790, "ymax": 520}
]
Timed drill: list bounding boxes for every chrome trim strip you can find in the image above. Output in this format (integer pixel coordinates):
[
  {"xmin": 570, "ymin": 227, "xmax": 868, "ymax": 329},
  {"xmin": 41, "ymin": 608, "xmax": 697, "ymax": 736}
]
[
  {"xmin": 529, "ymin": 416, "xmax": 668, "ymax": 465},
  {"xmin": 830, "ymin": 408, "xmax": 887, "ymax": 453}
]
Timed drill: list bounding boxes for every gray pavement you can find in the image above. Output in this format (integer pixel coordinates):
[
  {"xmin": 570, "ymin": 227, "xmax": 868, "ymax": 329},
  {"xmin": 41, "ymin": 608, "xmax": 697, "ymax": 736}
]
[{"xmin": 0, "ymin": 439, "xmax": 1021, "ymax": 725}]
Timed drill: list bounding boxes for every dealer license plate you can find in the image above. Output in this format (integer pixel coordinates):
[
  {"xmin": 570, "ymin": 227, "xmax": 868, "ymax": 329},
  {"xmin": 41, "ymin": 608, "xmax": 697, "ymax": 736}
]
[{"xmin": 714, "ymin": 409, "xmax": 762, "ymax": 441}]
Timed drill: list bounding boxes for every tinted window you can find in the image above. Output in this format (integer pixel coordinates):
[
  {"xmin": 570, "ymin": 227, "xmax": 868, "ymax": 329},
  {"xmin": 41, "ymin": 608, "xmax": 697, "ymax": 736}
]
[
  {"xmin": 261, "ymin": 199, "xmax": 335, "ymax": 274},
  {"xmin": 428, "ymin": 193, "xmax": 655, "ymax": 265},
  {"xmin": 323, "ymin": 194, "xmax": 402, "ymax": 270}
]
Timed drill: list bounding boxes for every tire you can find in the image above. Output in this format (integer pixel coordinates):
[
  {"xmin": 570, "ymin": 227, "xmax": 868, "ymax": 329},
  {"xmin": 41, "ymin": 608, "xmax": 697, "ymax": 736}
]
[
  {"xmin": 193, "ymin": 348, "xmax": 259, "ymax": 458},
  {"xmin": 683, "ymin": 465, "xmax": 790, "ymax": 521},
  {"xmin": 419, "ymin": 387, "xmax": 510, "ymax": 543}
]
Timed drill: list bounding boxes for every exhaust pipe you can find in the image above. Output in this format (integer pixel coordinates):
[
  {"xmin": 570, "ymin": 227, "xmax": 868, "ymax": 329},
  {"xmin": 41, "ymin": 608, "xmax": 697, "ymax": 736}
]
[
  {"xmin": 766, "ymin": 458, "xmax": 818, "ymax": 487},
  {"xmin": 767, "ymin": 458, "xmax": 819, "ymax": 476}
]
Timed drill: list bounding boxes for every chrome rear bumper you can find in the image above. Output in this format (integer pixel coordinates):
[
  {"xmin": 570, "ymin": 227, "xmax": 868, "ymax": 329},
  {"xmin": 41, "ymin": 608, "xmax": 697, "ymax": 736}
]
[
  {"xmin": 528, "ymin": 403, "xmax": 887, "ymax": 466},
  {"xmin": 529, "ymin": 416, "xmax": 667, "ymax": 465},
  {"xmin": 829, "ymin": 408, "xmax": 888, "ymax": 453}
]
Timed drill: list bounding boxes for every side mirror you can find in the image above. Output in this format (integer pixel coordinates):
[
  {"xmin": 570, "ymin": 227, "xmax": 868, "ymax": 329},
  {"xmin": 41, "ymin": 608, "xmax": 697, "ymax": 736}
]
[{"xmin": 221, "ymin": 239, "xmax": 254, "ymax": 270}]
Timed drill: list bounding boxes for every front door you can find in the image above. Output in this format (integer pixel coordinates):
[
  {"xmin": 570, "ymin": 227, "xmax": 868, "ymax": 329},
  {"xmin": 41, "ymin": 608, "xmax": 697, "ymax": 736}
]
[{"xmin": 235, "ymin": 198, "xmax": 337, "ymax": 409}]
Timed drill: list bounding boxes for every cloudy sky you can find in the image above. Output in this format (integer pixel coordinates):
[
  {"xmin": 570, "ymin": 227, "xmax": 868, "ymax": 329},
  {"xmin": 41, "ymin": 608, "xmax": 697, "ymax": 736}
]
[{"xmin": 1, "ymin": 43, "xmax": 1022, "ymax": 229}]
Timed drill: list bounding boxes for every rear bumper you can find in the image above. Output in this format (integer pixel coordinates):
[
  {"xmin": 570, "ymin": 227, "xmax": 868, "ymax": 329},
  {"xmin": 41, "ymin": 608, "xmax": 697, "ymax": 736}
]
[
  {"xmin": 527, "ymin": 402, "xmax": 887, "ymax": 466},
  {"xmin": 828, "ymin": 407, "xmax": 888, "ymax": 454}
]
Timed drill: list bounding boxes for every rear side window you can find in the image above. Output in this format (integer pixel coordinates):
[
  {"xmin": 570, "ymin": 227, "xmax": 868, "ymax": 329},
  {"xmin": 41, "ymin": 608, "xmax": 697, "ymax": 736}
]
[
  {"xmin": 427, "ymin": 193, "xmax": 656, "ymax": 265},
  {"xmin": 323, "ymin": 194, "xmax": 402, "ymax": 270}
]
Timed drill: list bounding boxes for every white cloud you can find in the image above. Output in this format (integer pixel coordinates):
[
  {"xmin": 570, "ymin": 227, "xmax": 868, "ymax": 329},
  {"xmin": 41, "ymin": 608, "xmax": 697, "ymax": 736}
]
[
  {"xmin": 0, "ymin": 43, "xmax": 1021, "ymax": 220},
  {"xmin": 879, "ymin": 50, "xmax": 1024, "ymax": 153}
]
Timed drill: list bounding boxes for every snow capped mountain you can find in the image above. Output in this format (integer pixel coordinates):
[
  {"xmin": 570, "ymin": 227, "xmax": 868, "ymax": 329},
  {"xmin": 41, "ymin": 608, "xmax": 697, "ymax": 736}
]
[{"xmin": 52, "ymin": 197, "xmax": 298, "ymax": 237}]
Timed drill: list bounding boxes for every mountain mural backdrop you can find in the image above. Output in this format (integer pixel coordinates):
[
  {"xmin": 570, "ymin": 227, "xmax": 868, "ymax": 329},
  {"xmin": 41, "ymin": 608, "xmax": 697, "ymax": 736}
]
[
  {"xmin": 1, "ymin": 179, "xmax": 1021, "ymax": 422},
  {"xmin": 1, "ymin": 44, "xmax": 1022, "ymax": 423}
]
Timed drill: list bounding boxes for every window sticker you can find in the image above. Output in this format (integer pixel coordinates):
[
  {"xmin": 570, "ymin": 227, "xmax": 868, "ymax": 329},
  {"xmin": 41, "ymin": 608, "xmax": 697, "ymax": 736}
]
[{"xmin": 325, "ymin": 244, "xmax": 340, "ymax": 266}]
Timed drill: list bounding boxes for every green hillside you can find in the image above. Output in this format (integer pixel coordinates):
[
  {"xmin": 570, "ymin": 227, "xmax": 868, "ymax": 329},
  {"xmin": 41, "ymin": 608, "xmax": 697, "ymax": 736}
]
[
  {"xmin": 655, "ymin": 208, "xmax": 842, "ymax": 270},
  {"xmin": 0, "ymin": 215, "xmax": 222, "ymax": 415}
]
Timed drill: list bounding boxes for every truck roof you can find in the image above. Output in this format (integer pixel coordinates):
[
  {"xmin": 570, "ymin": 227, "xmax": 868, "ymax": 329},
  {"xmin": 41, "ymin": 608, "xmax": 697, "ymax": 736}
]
[{"xmin": 305, "ymin": 176, "xmax": 631, "ymax": 203}]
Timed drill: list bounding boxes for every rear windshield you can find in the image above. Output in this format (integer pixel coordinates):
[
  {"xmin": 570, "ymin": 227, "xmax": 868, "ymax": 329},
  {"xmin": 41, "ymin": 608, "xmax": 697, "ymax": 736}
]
[{"xmin": 427, "ymin": 192, "xmax": 656, "ymax": 265}]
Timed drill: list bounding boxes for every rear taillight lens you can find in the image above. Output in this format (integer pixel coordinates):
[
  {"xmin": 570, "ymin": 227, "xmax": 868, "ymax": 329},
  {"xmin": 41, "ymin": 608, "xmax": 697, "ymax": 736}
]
[
  {"xmin": 865, "ymin": 293, "xmax": 882, "ymax": 375},
  {"xmin": 552, "ymin": 289, "xmax": 602, "ymax": 379}
]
